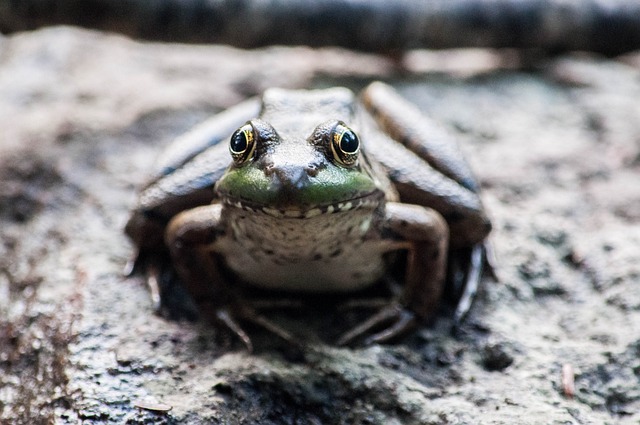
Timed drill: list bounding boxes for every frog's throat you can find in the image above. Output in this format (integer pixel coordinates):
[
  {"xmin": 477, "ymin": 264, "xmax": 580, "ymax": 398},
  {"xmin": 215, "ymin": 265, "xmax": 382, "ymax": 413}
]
[{"xmin": 221, "ymin": 191, "xmax": 384, "ymax": 219}]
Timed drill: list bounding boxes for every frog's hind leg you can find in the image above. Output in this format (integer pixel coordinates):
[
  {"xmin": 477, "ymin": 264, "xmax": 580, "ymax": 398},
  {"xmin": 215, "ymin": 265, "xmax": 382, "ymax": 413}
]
[
  {"xmin": 361, "ymin": 81, "xmax": 480, "ymax": 193},
  {"xmin": 361, "ymin": 82, "xmax": 493, "ymax": 324},
  {"xmin": 360, "ymin": 83, "xmax": 491, "ymax": 248}
]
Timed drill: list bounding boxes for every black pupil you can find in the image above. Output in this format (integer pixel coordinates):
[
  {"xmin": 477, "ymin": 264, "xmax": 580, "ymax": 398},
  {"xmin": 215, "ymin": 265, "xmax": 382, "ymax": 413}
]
[
  {"xmin": 340, "ymin": 131, "xmax": 358, "ymax": 153},
  {"xmin": 230, "ymin": 131, "xmax": 248, "ymax": 153}
]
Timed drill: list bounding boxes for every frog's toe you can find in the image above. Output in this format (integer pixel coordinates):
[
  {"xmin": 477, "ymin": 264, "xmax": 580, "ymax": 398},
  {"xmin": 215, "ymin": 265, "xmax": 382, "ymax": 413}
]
[
  {"xmin": 483, "ymin": 240, "xmax": 500, "ymax": 283},
  {"xmin": 452, "ymin": 244, "xmax": 483, "ymax": 324},
  {"xmin": 215, "ymin": 308, "xmax": 254, "ymax": 352},
  {"xmin": 123, "ymin": 247, "xmax": 149, "ymax": 277},
  {"xmin": 144, "ymin": 263, "xmax": 162, "ymax": 312},
  {"xmin": 123, "ymin": 254, "xmax": 138, "ymax": 277},
  {"xmin": 337, "ymin": 304, "xmax": 417, "ymax": 346},
  {"xmin": 247, "ymin": 312, "xmax": 297, "ymax": 344},
  {"xmin": 452, "ymin": 242, "xmax": 498, "ymax": 325},
  {"xmin": 213, "ymin": 304, "xmax": 299, "ymax": 352},
  {"xmin": 122, "ymin": 250, "xmax": 167, "ymax": 313}
]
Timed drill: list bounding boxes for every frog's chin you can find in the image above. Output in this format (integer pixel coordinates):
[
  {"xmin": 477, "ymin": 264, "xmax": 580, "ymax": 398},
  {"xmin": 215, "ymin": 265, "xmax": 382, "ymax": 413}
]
[{"xmin": 221, "ymin": 192, "xmax": 383, "ymax": 219}]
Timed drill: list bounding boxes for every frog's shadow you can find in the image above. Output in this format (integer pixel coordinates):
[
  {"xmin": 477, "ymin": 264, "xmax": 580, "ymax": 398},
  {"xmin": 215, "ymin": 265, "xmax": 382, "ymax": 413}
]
[{"xmin": 154, "ymin": 251, "xmax": 468, "ymax": 348}]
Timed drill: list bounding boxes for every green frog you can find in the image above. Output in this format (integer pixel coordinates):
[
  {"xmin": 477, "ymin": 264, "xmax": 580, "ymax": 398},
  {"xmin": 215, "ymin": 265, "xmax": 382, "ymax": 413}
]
[{"xmin": 125, "ymin": 82, "xmax": 492, "ymax": 349}]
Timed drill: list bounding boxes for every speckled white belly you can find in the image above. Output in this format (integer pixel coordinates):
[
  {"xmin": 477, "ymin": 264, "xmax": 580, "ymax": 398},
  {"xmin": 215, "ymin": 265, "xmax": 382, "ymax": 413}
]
[{"xmin": 215, "ymin": 206, "xmax": 388, "ymax": 292}]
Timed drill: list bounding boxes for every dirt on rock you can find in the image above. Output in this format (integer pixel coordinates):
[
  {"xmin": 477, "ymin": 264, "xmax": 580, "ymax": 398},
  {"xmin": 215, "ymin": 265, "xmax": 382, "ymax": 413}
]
[{"xmin": 0, "ymin": 27, "xmax": 639, "ymax": 424}]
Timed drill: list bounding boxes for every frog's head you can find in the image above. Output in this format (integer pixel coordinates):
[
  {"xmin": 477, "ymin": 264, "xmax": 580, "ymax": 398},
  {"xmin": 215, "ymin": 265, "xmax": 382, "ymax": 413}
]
[{"xmin": 215, "ymin": 118, "xmax": 384, "ymax": 218}]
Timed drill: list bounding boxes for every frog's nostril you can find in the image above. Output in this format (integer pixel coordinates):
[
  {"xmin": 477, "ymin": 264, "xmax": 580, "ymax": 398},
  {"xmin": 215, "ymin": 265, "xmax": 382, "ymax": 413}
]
[{"xmin": 272, "ymin": 166, "xmax": 309, "ymax": 192}]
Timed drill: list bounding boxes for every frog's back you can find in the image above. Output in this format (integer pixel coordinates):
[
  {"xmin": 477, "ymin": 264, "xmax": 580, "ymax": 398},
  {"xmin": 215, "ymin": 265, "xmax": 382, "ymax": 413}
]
[{"xmin": 260, "ymin": 87, "xmax": 356, "ymax": 137}]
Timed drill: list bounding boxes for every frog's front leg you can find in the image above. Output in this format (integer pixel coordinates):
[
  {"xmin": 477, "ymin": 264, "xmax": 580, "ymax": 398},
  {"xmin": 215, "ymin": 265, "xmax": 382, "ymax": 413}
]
[
  {"xmin": 165, "ymin": 204, "xmax": 294, "ymax": 351},
  {"xmin": 338, "ymin": 202, "xmax": 448, "ymax": 346}
]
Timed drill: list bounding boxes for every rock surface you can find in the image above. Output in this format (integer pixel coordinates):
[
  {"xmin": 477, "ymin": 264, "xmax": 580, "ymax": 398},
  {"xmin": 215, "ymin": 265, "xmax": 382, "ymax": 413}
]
[{"xmin": 0, "ymin": 27, "xmax": 639, "ymax": 424}]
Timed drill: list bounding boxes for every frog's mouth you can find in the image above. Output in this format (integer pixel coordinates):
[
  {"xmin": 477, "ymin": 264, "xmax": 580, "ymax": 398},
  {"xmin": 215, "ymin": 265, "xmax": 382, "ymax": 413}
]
[{"xmin": 221, "ymin": 191, "xmax": 384, "ymax": 219}]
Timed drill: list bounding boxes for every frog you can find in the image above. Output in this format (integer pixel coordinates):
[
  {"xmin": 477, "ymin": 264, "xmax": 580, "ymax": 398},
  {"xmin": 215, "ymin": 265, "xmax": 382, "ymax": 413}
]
[{"xmin": 125, "ymin": 81, "xmax": 492, "ymax": 349}]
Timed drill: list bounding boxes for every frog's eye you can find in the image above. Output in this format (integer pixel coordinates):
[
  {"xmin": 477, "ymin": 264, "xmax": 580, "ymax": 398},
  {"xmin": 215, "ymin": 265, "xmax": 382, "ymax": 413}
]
[
  {"xmin": 331, "ymin": 123, "xmax": 360, "ymax": 166},
  {"xmin": 229, "ymin": 124, "xmax": 256, "ymax": 165}
]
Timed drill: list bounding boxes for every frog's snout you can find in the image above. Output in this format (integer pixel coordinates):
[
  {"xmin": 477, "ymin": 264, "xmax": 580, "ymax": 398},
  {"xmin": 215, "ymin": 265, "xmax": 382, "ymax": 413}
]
[{"xmin": 268, "ymin": 164, "xmax": 313, "ymax": 194}]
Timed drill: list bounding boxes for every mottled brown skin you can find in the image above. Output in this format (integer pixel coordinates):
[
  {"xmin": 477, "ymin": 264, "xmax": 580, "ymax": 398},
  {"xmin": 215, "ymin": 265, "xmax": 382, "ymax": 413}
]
[{"xmin": 125, "ymin": 82, "xmax": 491, "ymax": 348}]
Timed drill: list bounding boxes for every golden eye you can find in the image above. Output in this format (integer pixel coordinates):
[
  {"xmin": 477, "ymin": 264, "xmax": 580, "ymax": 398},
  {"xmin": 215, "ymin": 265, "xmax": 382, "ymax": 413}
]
[
  {"xmin": 331, "ymin": 123, "xmax": 360, "ymax": 166},
  {"xmin": 229, "ymin": 123, "xmax": 255, "ymax": 165}
]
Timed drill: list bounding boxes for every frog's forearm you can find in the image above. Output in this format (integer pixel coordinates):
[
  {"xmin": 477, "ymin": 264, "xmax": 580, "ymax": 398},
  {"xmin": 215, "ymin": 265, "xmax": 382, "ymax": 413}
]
[
  {"xmin": 3, "ymin": 0, "xmax": 640, "ymax": 56},
  {"xmin": 166, "ymin": 204, "xmax": 231, "ymax": 307},
  {"xmin": 385, "ymin": 203, "xmax": 449, "ymax": 320}
]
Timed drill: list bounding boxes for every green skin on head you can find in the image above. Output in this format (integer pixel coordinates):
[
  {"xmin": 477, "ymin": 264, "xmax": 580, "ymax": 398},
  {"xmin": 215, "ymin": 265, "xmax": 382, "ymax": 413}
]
[{"xmin": 215, "ymin": 141, "xmax": 382, "ymax": 212}]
